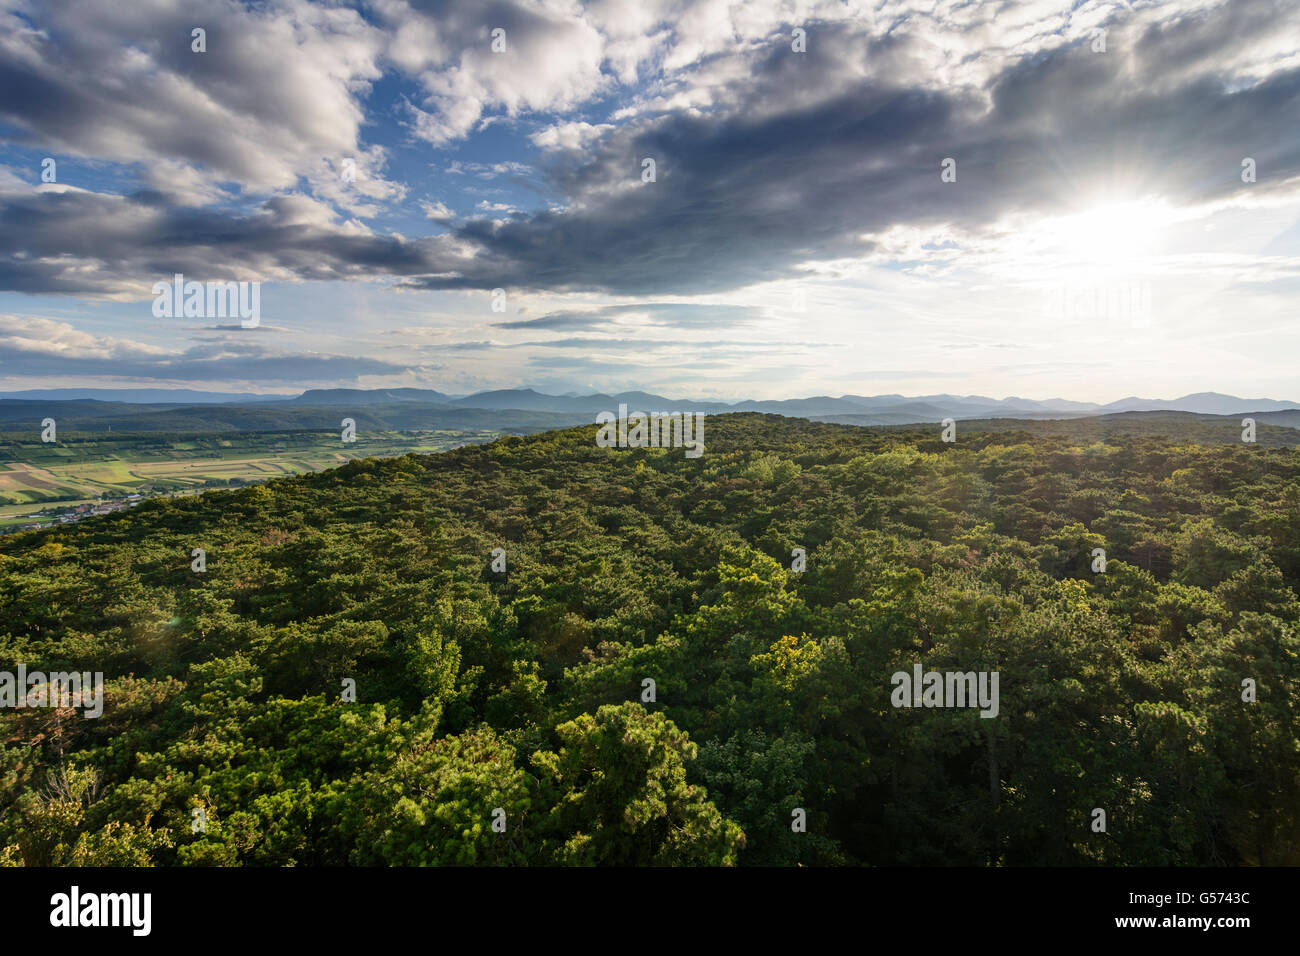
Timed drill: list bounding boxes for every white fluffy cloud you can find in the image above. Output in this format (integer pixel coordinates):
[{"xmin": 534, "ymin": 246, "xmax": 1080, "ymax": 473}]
[
  {"xmin": 0, "ymin": 0, "xmax": 395, "ymax": 189},
  {"xmin": 379, "ymin": 0, "xmax": 608, "ymax": 144},
  {"xmin": 531, "ymin": 120, "xmax": 614, "ymax": 151},
  {"xmin": 0, "ymin": 314, "xmax": 170, "ymax": 359}
]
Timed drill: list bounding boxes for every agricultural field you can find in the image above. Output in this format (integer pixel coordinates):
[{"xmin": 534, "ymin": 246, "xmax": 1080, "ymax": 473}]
[{"xmin": 0, "ymin": 429, "xmax": 497, "ymax": 526}]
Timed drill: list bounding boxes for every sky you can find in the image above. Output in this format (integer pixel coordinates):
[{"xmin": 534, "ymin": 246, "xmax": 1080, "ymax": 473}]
[{"xmin": 0, "ymin": 0, "xmax": 1298, "ymax": 403}]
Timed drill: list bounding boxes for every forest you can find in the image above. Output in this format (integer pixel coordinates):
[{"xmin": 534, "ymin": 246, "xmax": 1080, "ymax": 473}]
[{"xmin": 0, "ymin": 413, "xmax": 1296, "ymax": 866}]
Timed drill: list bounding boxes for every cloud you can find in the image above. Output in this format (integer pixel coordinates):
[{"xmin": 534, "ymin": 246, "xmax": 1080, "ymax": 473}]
[
  {"xmin": 0, "ymin": 0, "xmax": 395, "ymax": 200},
  {"xmin": 491, "ymin": 311, "xmax": 605, "ymax": 331},
  {"xmin": 524, "ymin": 336, "xmax": 823, "ymax": 351},
  {"xmin": 380, "ymin": 0, "xmax": 609, "ymax": 145},
  {"xmin": 0, "ymin": 314, "xmax": 169, "ymax": 359},
  {"xmin": 531, "ymin": 120, "xmax": 614, "ymax": 151},
  {"xmin": 437, "ymin": 335, "xmax": 828, "ymax": 353},
  {"xmin": 195, "ymin": 323, "xmax": 291, "ymax": 333},
  {"xmin": 397, "ymin": 3, "xmax": 1300, "ymax": 295},
  {"xmin": 444, "ymin": 160, "xmax": 534, "ymax": 179},
  {"xmin": 493, "ymin": 302, "xmax": 762, "ymax": 329},
  {"xmin": 421, "ymin": 200, "xmax": 457, "ymax": 223},
  {"xmin": 0, "ymin": 314, "xmax": 412, "ymax": 382},
  {"xmin": 0, "ymin": 186, "xmax": 441, "ymax": 297},
  {"xmin": 2, "ymin": 0, "xmax": 1298, "ymax": 307}
]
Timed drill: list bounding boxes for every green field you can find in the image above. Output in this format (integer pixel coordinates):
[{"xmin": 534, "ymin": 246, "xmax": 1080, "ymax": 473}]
[{"xmin": 0, "ymin": 429, "xmax": 497, "ymax": 524}]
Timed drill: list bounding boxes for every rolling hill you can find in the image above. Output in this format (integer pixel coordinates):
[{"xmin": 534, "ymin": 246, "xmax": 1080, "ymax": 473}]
[{"xmin": 0, "ymin": 389, "xmax": 1296, "ymax": 437}]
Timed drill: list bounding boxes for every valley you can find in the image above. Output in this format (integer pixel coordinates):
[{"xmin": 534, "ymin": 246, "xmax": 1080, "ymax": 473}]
[{"xmin": 0, "ymin": 429, "xmax": 499, "ymax": 529}]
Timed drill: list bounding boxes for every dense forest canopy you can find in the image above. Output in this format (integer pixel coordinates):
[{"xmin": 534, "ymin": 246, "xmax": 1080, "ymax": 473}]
[{"xmin": 0, "ymin": 413, "xmax": 1296, "ymax": 865}]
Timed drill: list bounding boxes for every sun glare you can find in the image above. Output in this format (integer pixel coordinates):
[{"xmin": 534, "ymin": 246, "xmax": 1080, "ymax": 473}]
[{"xmin": 1040, "ymin": 199, "xmax": 1168, "ymax": 270}]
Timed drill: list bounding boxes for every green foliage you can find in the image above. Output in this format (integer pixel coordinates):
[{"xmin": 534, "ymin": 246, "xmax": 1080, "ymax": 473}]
[
  {"xmin": 532, "ymin": 703, "xmax": 744, "ymax": 865},
  {"xmin": 0, "ymin": 413, "xmax": 1297, "ymax": 865}
]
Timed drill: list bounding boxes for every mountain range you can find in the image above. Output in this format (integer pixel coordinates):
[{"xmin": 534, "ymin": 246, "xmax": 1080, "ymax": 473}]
[{"xmin": 0, "ymin": 388, "xmax": 1295, "ymax": 434}]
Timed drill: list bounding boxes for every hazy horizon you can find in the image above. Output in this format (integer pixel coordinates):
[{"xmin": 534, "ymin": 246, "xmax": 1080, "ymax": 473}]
[{"xmin": 1, "ymin": 384, "xmax": 1299, "ymax": 409}]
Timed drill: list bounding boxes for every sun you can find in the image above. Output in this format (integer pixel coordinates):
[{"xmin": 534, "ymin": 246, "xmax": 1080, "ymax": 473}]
[{"xmin": 1041, "ymin": 198, "xmax": 1168, "ymax": 271}]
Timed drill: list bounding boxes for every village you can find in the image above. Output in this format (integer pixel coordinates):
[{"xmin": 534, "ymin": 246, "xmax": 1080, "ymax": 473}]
[{"xmin": 7, "ymin": 493, "xmax": 147, "ymax": 534}]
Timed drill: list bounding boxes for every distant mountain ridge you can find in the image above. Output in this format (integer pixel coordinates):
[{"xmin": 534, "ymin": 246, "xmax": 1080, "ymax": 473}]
[
  {"xmin": 0, "ymin": 388, "xmax": 1294, "ymax": 435},
  {"xmin": 290, "ymin": 388, "xmax": 454, "ymax": 405},
  {"xmin": 0, "ymin": 388, "xmax": 291, "ymax": 404},
  {"xmin": 1098, "ymin": 392, "xmax": 1300, "ymax": 414}
]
